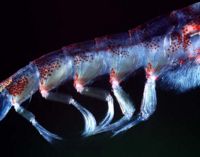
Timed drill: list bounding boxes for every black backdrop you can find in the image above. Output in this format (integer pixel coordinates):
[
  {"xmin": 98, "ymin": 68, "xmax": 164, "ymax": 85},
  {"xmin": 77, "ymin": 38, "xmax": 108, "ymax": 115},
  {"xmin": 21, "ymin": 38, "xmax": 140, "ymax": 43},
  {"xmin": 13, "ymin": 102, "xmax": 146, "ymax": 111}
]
[{"xmin": 1, "ymin": 0, "xmax": 200, "ymax": 157}]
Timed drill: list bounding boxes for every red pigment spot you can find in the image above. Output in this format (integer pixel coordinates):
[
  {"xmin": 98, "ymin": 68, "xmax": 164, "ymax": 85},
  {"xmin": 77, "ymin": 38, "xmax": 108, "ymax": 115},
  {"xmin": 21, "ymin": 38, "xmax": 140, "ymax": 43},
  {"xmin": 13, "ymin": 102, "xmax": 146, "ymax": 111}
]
[
  {"xmin": 182, "ymin": 21, "xmax": 200, "ymax": 50},
  {"xmin": 168, "ymin": 32, "xmax": 182, "ymax": 53},
  {"xmin": 6, "ymin": 76, "xmax": 29, "ymax": 96},
  {"xmin": 145, "ymin": 63, "xmax": 157, "ymax": 79},
  {"xmin": 178, "ymin": 59, "xmax": 185, "ymax": 65},
  {"xmin": 109, "ymin": 68, "xmax": 119, "ymax": 85},
  {"xmin": 38, "ymin": 61, "xmax": 61, "ymax": 85},
  {"xmin": 144, "ymin": 39, "xmax": 160, "ymax": 51},
  {"xmin": 73, "ymin": 73, "xmax": 84, "ymax": 87},
  {"xmin": 74, "ymin": 56, "xmax": 82, "ymax": 65},
  {"xmin": 74, "ymin": 54, "xmax": 93, "ymax": 65}
]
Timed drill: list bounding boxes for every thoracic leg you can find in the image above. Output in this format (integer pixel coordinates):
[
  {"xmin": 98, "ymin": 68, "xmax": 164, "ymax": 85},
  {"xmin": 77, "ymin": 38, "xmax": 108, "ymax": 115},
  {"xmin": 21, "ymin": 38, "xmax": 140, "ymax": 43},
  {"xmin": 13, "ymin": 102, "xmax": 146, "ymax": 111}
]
[
  {"xmin": 74, "ymin": 83, "xmax": 114, "ymax": 135},
  {"xmin": 112, "ymin": 70, "xmax": 157, "ymax": 136},
  {"xmin": 93, "ymin": 70, "xmax": 136, "ymax": 134},
  {"xmin": 12, "ymin": 103, "xmax": 62, "ymax": 143},
  {"xmin": 41, "ymin": 91, "xmax": 97, "ymax": 137}
]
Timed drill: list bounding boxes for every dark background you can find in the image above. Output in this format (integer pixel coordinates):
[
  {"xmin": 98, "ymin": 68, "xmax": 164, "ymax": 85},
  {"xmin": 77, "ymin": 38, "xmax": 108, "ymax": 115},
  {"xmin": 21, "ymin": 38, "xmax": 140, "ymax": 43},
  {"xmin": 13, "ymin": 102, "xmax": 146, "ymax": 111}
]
[{"xmin": 1, "ymin": 0, "xmax": 200, "ymax": 157}]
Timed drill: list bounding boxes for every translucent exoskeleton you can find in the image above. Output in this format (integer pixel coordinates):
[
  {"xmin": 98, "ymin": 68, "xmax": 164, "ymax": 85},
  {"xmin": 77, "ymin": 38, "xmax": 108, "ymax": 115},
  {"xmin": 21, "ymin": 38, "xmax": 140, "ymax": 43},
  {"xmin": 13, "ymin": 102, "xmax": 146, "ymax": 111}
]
[{"xmin": 0, "ymin": 2, "xmax": 200, "ymax": 143}]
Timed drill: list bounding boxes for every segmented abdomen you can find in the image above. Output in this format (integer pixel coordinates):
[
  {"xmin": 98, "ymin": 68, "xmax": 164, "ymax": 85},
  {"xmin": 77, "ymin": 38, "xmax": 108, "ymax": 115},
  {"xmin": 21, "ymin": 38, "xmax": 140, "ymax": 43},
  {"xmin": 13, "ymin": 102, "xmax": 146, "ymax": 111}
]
[{"xmin": 5, "ymin": 2, "xmax": 200, "ymax": 102}]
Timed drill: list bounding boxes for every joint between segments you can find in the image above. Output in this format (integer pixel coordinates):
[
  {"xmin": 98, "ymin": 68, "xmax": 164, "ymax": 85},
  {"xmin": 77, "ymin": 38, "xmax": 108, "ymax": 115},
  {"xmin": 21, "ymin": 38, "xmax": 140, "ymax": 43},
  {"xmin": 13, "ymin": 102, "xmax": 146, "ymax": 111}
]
[{"xmin": 110, "ymin": 68, "xmax": 120, "ymax": 88}]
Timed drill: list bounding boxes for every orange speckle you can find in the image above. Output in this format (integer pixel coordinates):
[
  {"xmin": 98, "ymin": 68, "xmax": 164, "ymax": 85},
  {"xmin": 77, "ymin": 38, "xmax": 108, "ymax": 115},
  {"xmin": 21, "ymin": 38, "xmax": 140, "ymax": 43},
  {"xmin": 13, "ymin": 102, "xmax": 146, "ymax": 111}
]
[
  {"xmin": 109, "ymin": 68, "xmax": 119, "ymax": 88},
  {"xmin": 178, "ymin": 59, "xmax": 185, "ymax": 65},
  {"xmin": 36, "ymin": 60, "xmax": 61, "ymax": 85},
  {"xmin": 145, "ymin": 63, "xmax": 157, "ymax": 79},
  {"xmin": 6, "ymin": 76, "xmax": 28, "ymax": 96},
  {"xmin": 73, "ymin": 73, "xmax": 84, "ymax": 92},
  {"xmin": 182, "ymin": 20, "xmax": 200, "ymax": 51}
]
